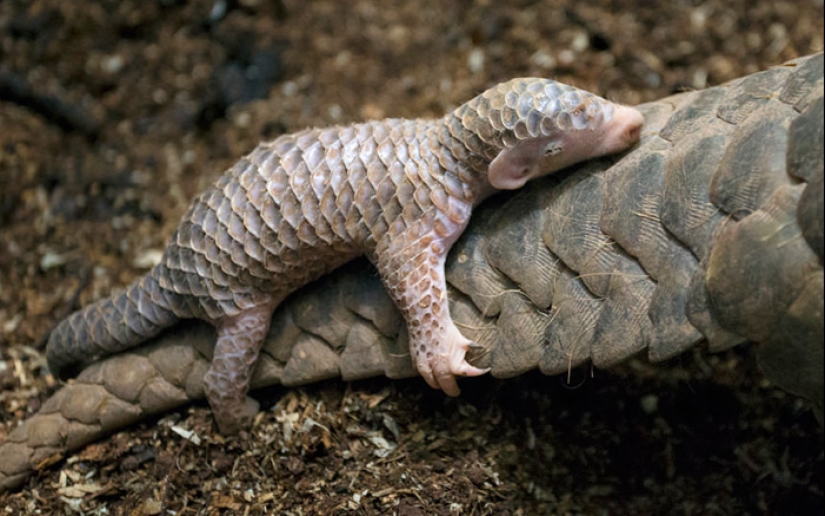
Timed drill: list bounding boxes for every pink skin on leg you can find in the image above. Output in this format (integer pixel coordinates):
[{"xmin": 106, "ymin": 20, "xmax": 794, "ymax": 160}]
[
  {"xmin": 203, "ymin": 301, "xmax": 278, "ymax": 434},
  {"xmin": 407, "ymin": 256, "xmax": 488, "ymax": 396},
  {"xmin": 380, "ymin": 212, "xmax": 487, "ymax": 396}
]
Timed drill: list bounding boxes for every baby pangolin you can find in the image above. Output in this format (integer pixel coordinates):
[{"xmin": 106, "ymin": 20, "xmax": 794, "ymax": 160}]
[{"xmin": 47, "ymin": 79, "xmax": 644, "ymax": 434}]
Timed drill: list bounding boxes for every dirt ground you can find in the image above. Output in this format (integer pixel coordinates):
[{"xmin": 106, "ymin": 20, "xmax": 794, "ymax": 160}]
[{"xmin": 0, "ymin": 0, "xmax": 823, "ymax": 514}]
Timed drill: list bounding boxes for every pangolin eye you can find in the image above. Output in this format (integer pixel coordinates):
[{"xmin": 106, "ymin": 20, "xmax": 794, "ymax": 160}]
[{"xmin": 544, "ymin": 142, "xmax": 563, "ymax": 156}]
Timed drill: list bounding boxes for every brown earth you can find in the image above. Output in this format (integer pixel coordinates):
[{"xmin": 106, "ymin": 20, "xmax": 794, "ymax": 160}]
[{"xmin": 0, "ymin": 0, "xmax": 823, "ymax": 514}]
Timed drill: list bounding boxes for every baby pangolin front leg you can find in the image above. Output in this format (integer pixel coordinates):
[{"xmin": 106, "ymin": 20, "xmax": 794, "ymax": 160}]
[{"xmin": 46, "ymin": 79, "xmax": 643, "ymax": 434}]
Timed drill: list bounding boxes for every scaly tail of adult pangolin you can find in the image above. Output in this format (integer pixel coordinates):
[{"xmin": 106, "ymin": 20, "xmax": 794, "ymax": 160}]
[{"xmin": 46, "ymin": 269, "xmax": 180, "ymax": 379}]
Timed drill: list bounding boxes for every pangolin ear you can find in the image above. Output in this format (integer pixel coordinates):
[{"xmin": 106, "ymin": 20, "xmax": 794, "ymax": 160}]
[{"xmin": 488, "ymin": 141, "xmax": 544, "ymax": 190}]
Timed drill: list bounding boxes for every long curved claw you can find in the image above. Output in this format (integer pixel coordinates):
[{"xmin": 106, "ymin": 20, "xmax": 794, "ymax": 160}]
[{"xmin": 416, "ymin": 331, "xmax": 490, "ymax": 396}]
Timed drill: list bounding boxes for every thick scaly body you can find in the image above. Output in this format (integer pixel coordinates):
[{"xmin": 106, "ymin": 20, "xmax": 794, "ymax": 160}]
[{"xmin": 47, "ymin": 79, "xmax": 644, "ymax": 433}]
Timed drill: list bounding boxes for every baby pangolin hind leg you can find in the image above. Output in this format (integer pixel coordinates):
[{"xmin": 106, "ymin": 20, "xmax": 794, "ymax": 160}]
[{"xmin": 203, "ymin": 301, "xmax": 279, "ymax": 434}]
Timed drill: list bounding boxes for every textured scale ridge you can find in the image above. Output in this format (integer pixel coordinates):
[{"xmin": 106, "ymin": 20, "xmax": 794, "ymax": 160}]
[
  {"xmin": 452, "ymin": 79, "xmax": 616, "ymax": 155},
  {"xmin": 45, "ymin": 77, "xmax": 643, "ymax": 434},
  {"xmin": 3, "ymin": 55, "xmax": 822, "ymax": 493}
]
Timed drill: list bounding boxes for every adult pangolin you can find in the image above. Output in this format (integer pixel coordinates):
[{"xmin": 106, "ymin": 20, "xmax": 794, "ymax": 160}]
[{"xmin": 46, "ymin": 79, "xmax": 644, "ymax": 434}]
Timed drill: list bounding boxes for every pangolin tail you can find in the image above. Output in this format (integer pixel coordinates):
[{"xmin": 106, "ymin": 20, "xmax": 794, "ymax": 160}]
[{"xmin": 46, "ymin": 272, "xmax": 179, "ymax": 379}]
